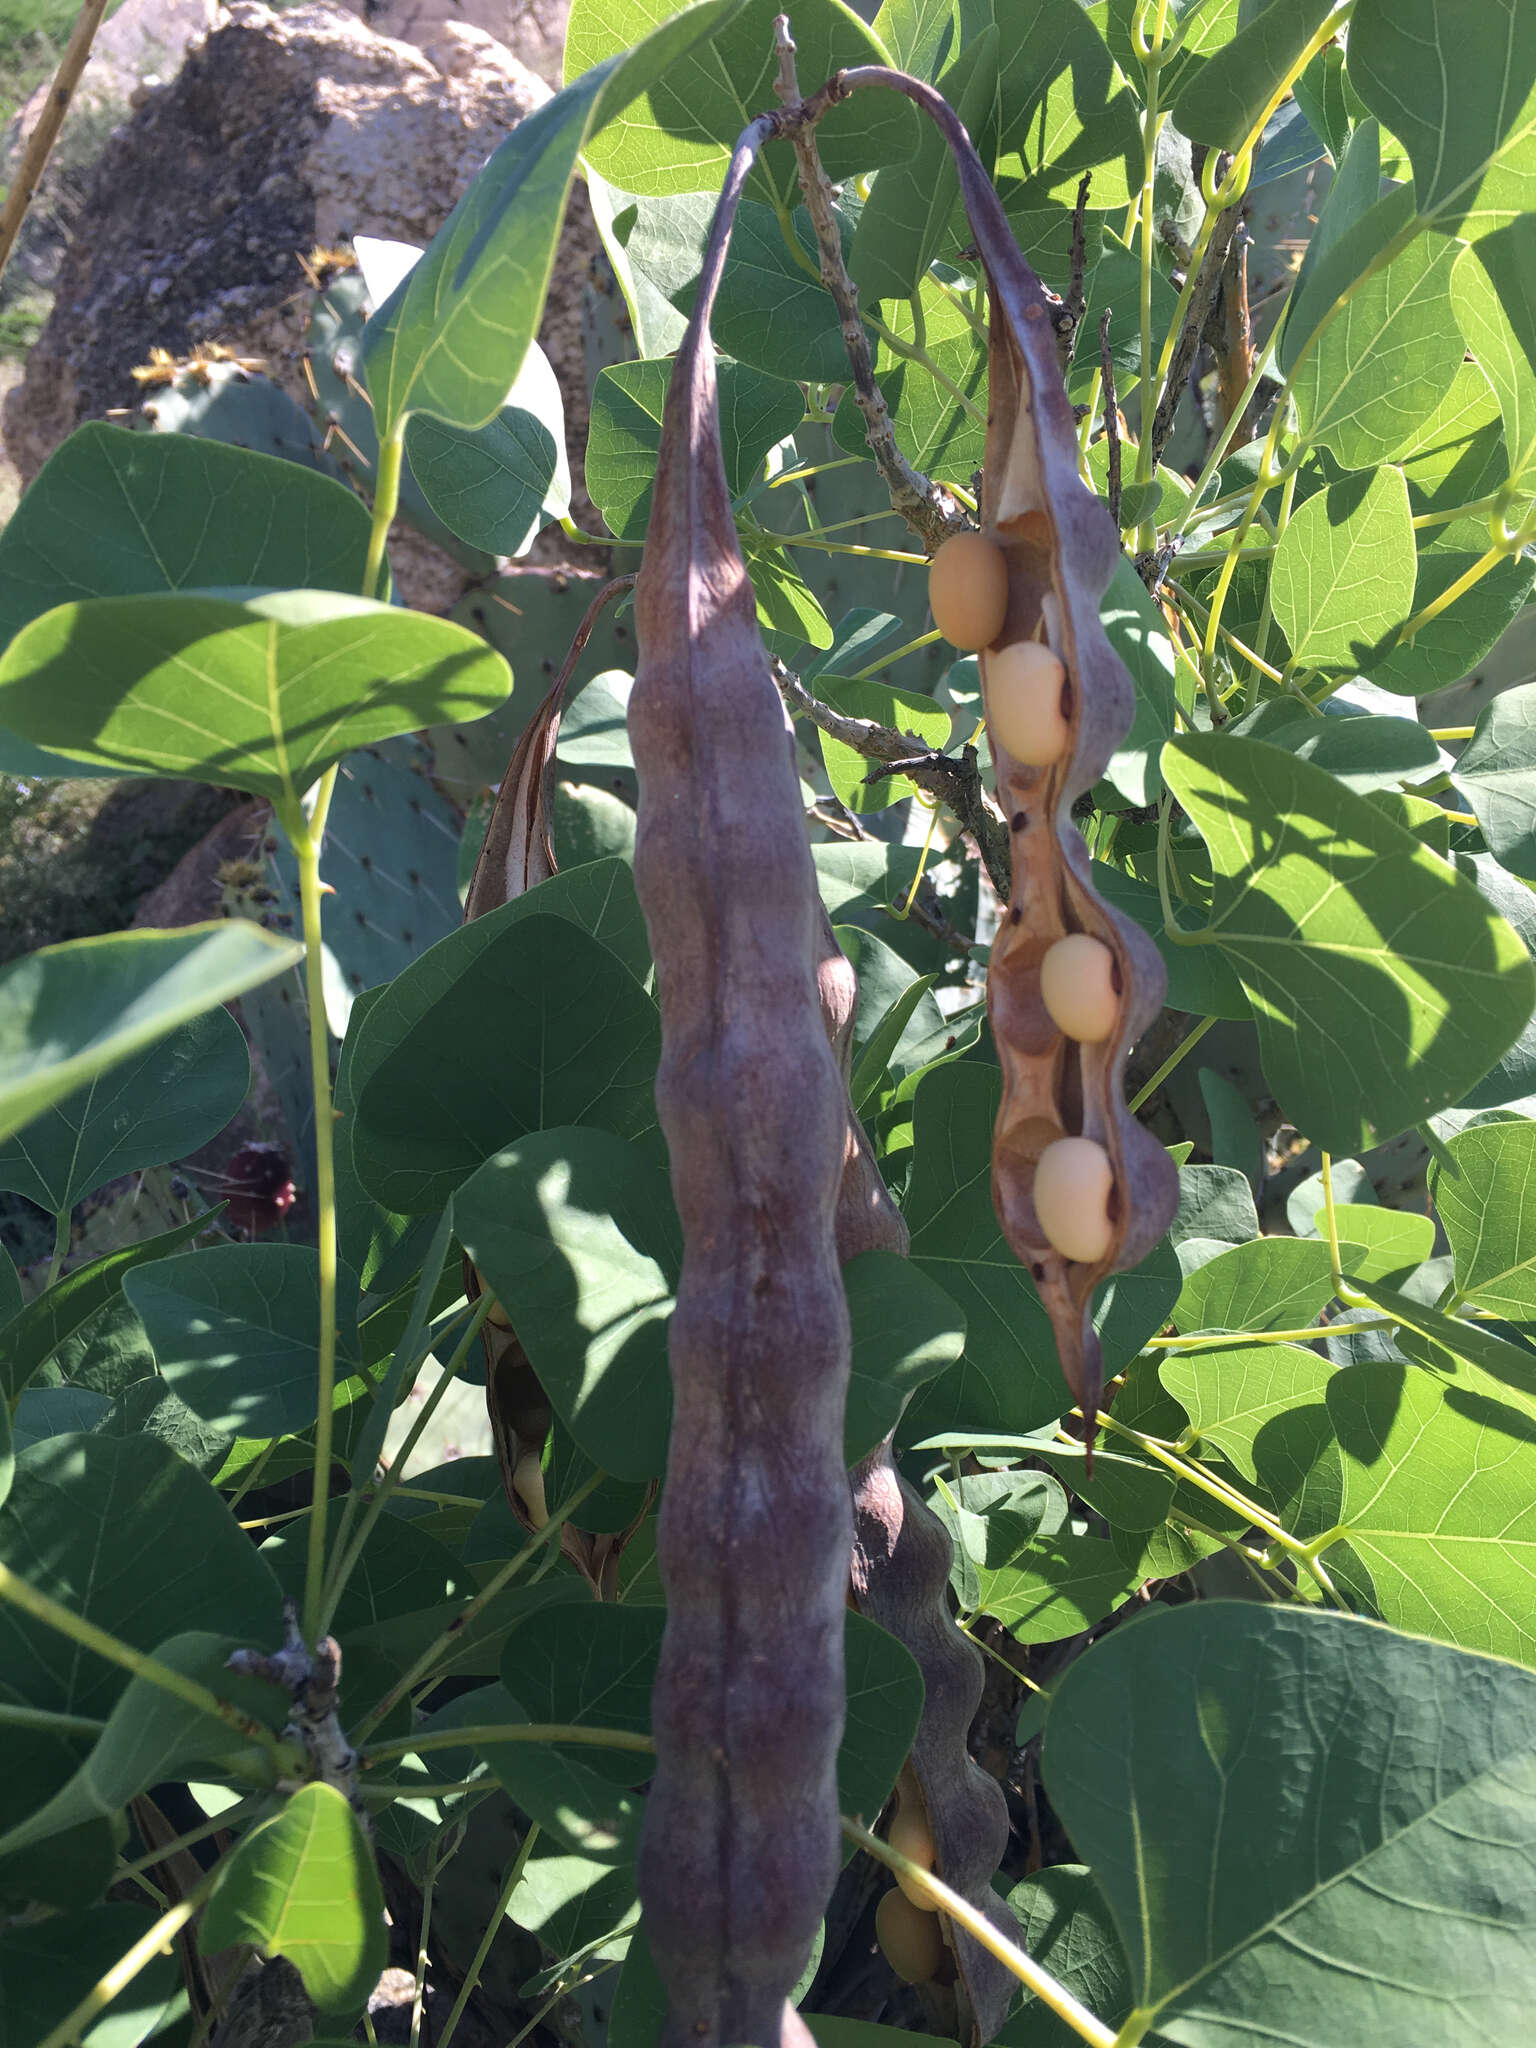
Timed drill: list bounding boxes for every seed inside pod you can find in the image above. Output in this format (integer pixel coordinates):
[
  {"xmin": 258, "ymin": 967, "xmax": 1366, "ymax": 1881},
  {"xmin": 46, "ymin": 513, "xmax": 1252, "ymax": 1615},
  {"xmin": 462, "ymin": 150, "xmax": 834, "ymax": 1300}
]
[
  {"xmin": 1040, "ymin": 933, "xmax": 1119, "ymax": 1043},
  {"xmin": 512, "ymin": 1449, "xmax": 549, "ymax": 1529},
  {"xmin": 1033, "ymin": 1136, "xmax": 1116, "ymax": 1264},
  {"xmin": 928, "ymin": 532, "xmax": 1009, "ymax": 650},
  {"xmin": 889, "ymin": 1793, "xmax": 937, "ymax": 1908},
  {"xmin": 876, "ymin": 1886, "xmax": 945, "ymax": 1984},
  {"xmin": 987, "ymin": 639, "xmax": 1069, "ymax": 766}
]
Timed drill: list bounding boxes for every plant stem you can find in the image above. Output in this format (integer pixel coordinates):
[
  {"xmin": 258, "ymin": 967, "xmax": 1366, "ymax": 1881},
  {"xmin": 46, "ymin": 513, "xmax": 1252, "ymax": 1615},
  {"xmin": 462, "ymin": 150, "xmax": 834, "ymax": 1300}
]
[
  {"xmin": 842, "ymin": 1816, "xmax": 1116, "ymax": 2047},
  {"xmin": 115, "ymin": 1792, "xmax": 271, "ymax": 1885},
  {"xmin": 436, "ymin": 1824, "xmax": 542, "ymax": 2048},
  {"xmin": 43, "ymin": 1205, "xmax": 70, "ymax": 1288},
  {"xmin": 1318, "ymin": 1151, "xmax": 1369, "ymax": 1309},
  {"xmin": 0, "ymin": 0, "xmax": 113, "ymax": 287},
  {"xmin": 1127, "ymin": 1013, "xmax": 1218, "ymax": 1112},
  {"xmin": 363, "ymin": 419, "xmax": 406, "ymax": 603},
  {"xmin": 365, "ymin": 1722, "xmax": 657, "ymax": 1765},
  {"xmin": 318, "ymin": 1297, "xmax": 490, "ymax": 1636},
  {"xmin": 1145, "ymin": 1319, "xmax": 1395, "ymax": 1349},
  {"xmin": 849, "ymin": 626, "xmax": 944, "ymax": 680},
  {"xmin": 348, "ymin": 1470, "xmax": 603, "ymax": 1745},
  {"xmin": 0, "ymin": 1561, "xmax": 291, "ymax": 1761},
  {"xmin": 0, "ymin": 1699, "xmax": 106, "ymax": 1737},
  {"xmin": 756, "ymin": 529, "xmax": 928, "ymax": 563},
  {"xmin": 294, "ymin": 795, "xmax": 342, "ymax": 1649}
]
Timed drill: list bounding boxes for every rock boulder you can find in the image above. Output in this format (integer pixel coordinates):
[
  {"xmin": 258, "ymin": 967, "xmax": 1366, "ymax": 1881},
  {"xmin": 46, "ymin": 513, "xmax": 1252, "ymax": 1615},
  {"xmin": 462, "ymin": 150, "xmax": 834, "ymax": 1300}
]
[{"xmin": 2, "ymin": 2, "xmax": 596, "ymax": 603}]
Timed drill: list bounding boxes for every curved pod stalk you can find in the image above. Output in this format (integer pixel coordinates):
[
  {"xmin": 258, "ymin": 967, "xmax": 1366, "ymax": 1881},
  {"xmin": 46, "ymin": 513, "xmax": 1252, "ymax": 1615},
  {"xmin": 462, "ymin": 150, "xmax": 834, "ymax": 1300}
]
[
  {"xmin": 843, "ymin": 68, "xmax": 1179, "ymax": 1432},
  {"xmin": 628, "ymin": 117, "xmax": 855, "ymax": 2048}
]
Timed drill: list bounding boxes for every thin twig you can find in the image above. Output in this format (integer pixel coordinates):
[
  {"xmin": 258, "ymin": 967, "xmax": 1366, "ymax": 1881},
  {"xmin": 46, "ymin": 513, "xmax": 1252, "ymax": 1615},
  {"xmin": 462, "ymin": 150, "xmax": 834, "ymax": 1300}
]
[
  {"xmin": 1098, "ymin": 311, "xmax": 1121, "ymax": 534},
  {"xmin": 1148, "ymin": 184, "xmax": 1247, "ymax": 470},
  {"xmin": 771, "ymin": 18, "xmax": 965, "ymax": 550},
  {"xmin": 0, "ymin": 0, "xmax": 113, "ymax": 286},
  {"xmin": 1057, "ymin": 171, "xmax": 1093, "ymax": 376},
  {"xmin": 774, "ymin": 659, "xmax": 1011, "ymax": 899}
]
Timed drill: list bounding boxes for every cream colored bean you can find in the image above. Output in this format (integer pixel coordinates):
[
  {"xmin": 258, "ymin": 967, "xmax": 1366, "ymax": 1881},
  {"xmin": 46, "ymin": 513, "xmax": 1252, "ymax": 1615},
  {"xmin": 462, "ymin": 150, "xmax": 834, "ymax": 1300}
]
[
  {"xmin": 987, "ymin": 639, "xmax": 1068, "ymax": 766},
  {"xmin": 1040, "ymin": 933, "xmax": 1118, "ymax": 1043},
  {"xmin": 929, "ymin": 532, "xmax": 1009, "ymax": 651},
  {"xmin": 876, "ymin": 1886, "xmax": 945, "ymax": 1984},
  {"xmin": 512, "ymin": 1450, "xmax": 549, "ymax": 1529},
  {"xmin": 1033, "ymin": 1136, "xmax": 1115, "ymax": 1264},
  {"xmin": 889, "ymin": 1796, "xmax": 937, "ymax": 1908}
]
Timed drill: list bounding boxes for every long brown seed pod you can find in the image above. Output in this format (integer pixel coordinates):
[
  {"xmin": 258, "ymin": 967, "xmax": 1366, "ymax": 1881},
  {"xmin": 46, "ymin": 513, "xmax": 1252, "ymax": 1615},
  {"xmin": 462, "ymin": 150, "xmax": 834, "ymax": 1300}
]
[
  {"xmin": 628, "ymin": 116, "xmax": 855, "ymax": 2048},
  {"xmin": 463, "ymin": 573, "xmax": 642, "ymax": 1595},
  {"xmin": 840, "ymin": 69, "xmax": 1179, "ymax": 1436},
  {"xmin": 817, "ymin": 928, "xmax": 1020, "ymax": 2042}
]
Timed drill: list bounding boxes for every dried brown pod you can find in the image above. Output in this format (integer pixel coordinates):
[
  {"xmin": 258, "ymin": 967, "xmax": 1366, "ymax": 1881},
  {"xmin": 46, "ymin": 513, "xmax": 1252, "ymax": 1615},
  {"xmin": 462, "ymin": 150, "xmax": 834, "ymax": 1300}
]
[
  {"xmin": 839, "ymin": 66, "xmax": 1179, "ymax": 1435},
  {"xmin": 462, "ymin": 573, "xmax": 643, "ymax": 1598},
  {"xmin": 627, "ymin": 117, "xmax": 854, "ymax": 2048},
  {"xmin": 816, "ymin": 913, "xmax": 1020, "ymax": 2040}
]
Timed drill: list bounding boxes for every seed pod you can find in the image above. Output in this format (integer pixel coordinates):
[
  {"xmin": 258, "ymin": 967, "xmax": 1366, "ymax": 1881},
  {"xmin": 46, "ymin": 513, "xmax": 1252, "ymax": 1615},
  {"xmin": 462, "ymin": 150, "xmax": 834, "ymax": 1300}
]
[
  {"xmin": 461, "ymin": 574, "xmax": 644, "ymax": 1595},
  {"xmin": 841, "ymin": 66, "xmax": 1180, "ymax": 1432},
  {"xmin": 818, "ymin": 915, "xmax": 1020, "ymax": 2039},
  {"xmin": 876, "ymin": 1887, "xmax": 946, "ymax": 1985},
  {"xmin": 629, "ymin": 117, "xmax": 853, "ymax": 2048},
  {"xmin": 851, "ymin": 1445, "xmax": 1019, "ymax": 2042}
]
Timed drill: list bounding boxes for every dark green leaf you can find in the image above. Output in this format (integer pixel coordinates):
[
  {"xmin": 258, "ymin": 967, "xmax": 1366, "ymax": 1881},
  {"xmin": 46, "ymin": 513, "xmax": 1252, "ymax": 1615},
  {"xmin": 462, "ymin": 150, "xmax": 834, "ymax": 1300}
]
[
  {"xmin": 568, "ymin": 0, "xmax": 917, "ymax": 214},
  {"xmin": 0, "ymin": 423, "xmax": 371, "ymax": 779},
  {"xmin": 587, "ymin": 357, "xmax": 803, "ymax": 540},
  {"xmin": 0, "ymin": 1633, "xmax": 286, "ymax": 1856},
  {"xmin": 1168, "ymin": 0, "xmax": 1335, "ymax": 151},
  {"xmin": 1347, "ymin": 0, "xmax": 1536, "ymax": 237},
  {"xmin": 503, "ymin": 1602, "xmax": 662, "ymax": 1784},
  {"xmin": 1270, "ymin": 469, "xmax": 1415, "ymax": 669},
  {"xmin": 844, "ymin": 1249, "xmax": 965, "ymax": 1463},
  {"xmin": 351, "ymin": 910, "xmax": 659, "ymax": 1214},
  {"xmin": 0, "ymin": 1208, "xmax": 220, "ymax": 1404},
  {"xmin": 0, "ymin": 1433, "xmax": 282, "ymax": 1716},
  {"xmin": 0, "ymin": 1904, "xmax": 179, "ymax": 2048},
  {"xmin": 455, "ymin": 1128, "xmax": 676, "ymax": 1482},
  {"xmin": 404, "ymin": 338, "xmax": 571, "ymax": 557},
  {"xmin": 1328, "ymin": 1357, "xmax": 1536, "ymax": 1662},
  {"xmin": 1459, "ymin": 681, "xmax": 1536, "ymax": 878},
  {"xmin": 126, "ymin": 1245, "xmax": 358, "ymax": 1438},
  {"xmin": 999, "ymin": 1867, "xmax": 1131, "ymax": 2048},
  {"xmin": 1173, "ymin": 1164, "xmax": 1260, "ymax": 1246},
  {"xmin": 1045, "ymin": 1602, "xmax": 1536, "ymax": 2032},
  {"xmin": 1433, "ymin": 1118, "xmax": 1536, "ymax": 1317},
  {"xmin": 0, "ymin": 924, "xmax": 301, "ymax": 1148},
  {"xmin": 0, "ymin": 1007, "xmax": 247, "ymax": 1216},
  {"xmin": 1163, "ymin": 733, "xmax": 1536, "ymax": 1150},
  {"xmin": 0, "ymin": 591, "xmax": 510, "ymax": 812}
]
